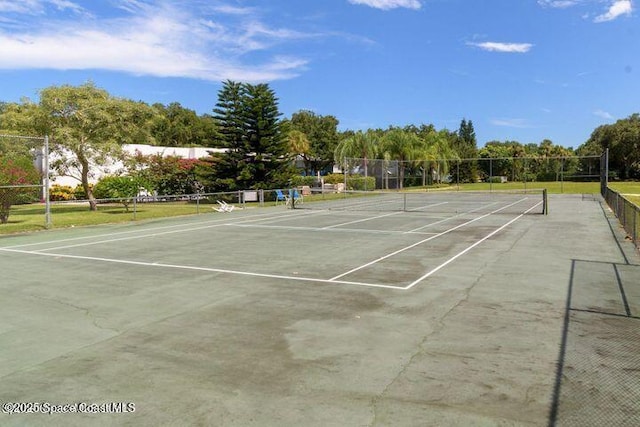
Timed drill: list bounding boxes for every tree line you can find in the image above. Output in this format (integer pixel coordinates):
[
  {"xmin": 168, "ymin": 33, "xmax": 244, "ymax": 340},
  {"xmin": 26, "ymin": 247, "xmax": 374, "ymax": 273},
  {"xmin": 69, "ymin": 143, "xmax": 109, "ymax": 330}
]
[{"xmin": 0, "ymin": 81, "xmax": 638, "ymax": 218}]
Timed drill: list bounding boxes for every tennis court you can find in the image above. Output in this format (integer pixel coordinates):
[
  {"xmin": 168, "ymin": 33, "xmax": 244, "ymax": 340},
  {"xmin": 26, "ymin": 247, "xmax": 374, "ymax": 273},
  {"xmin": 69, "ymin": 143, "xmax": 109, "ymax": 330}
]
[{"xmin": 1, "ymin": 192, "xmax": 638, "ymax": 425}]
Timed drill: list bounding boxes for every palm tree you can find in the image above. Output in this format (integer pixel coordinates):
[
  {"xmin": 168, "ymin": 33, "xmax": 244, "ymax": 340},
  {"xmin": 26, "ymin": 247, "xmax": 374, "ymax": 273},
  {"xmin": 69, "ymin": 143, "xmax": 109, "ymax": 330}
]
[
  {"xmin": 380, "ymin": 128, "xmax": 421, "ymax": 189},
  {"xmin": 287, "ymin": 129, "xmax": 310, "ymax": 173},
  {"xmin": 334, "ymin": 130, "xmax": 379, "ymax": 187},
  {"xmin": 428, "ymin": 130, "xmax": 459, "ymax": 184}
]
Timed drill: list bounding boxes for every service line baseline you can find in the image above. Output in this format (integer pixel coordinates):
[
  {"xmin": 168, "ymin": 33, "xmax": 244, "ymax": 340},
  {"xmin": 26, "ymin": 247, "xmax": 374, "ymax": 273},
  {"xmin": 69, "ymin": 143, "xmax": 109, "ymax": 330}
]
[{"xmin": 0, "ymin": 198, "xmax": 541, "ymax": 291}]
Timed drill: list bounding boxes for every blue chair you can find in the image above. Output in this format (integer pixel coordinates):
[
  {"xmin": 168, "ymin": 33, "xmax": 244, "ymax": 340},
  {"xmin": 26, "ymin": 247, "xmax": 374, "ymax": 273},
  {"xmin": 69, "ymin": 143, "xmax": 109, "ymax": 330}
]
[
  {"xmin": 275, "ymin": 189, "xmax": 289, "ymax": 206},
  {"xmin": 292, "ymin": 189, "xmax": 303, "ymax": 205}
]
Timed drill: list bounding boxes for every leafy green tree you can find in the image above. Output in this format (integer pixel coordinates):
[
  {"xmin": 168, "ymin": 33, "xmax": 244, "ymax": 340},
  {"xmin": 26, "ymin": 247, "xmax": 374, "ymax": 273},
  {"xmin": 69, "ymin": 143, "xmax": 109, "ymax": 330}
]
[
  {"xmin": 581, "ymin": 113, "xmax": 640, "ymax": 179},
  {"xmin": 93, "ymin": 176, "xmax": 145, "ymax": 212},
  {"xmin": 0, "ymin": 155, "xmax": 40, "ymax": 223},
  {"xmin": 479, "ymin": 141, "xmax": 516, "ymax": 179},
  {"xmin": 535, "ymin": 139, "xmax": 575, "ymax": 181},
  {"xmin": 289, "ymin": 110, "xmax": 340, "ymax": 175},
  {"xmin": 0, "ymin": 82, "xmax": 158, "ymax": 210},
  {"xmin": 125, "ymin": 152, "xmax": 205, "ymax": 196},
  {"xmin": 152, "ymin": 102, "xmax": 219, "ymax": 147},
  {"xmin": 287, "ymin": 130, "xmax": 310, "ymax": 158}
]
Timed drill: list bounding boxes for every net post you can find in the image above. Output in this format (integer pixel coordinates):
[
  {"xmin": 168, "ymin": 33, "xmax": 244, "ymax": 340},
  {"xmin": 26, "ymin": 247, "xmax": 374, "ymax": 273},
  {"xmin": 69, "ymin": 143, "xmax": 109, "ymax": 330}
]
[{"xmin": 543, "ymin": 188, "xmax": 548, "ymax": 215}]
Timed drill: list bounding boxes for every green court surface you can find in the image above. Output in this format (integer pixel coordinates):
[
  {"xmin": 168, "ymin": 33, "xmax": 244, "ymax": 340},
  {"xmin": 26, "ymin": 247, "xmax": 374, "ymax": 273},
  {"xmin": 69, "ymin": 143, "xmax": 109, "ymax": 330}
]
[{"xmin": 0, "ymin": 194, "xmax": 638, "ymax": 426}]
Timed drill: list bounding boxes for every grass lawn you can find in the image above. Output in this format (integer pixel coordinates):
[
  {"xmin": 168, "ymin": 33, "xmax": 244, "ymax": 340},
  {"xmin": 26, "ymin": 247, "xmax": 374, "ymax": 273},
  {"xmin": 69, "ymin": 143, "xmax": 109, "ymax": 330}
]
[
  {"xmin": 448, "ymin": 181, "xmax": 601, "ymax": 194},
  {"xmin": 625, "ymin": 195, "xmax": 640, "ymax": 206},
  {"xmin": 0, "ymin": 201, "xmax": 215, "ymax": 235},
  {"xmin": 608, "ymin": 182, "xmax": 640, "ymax": 195}
]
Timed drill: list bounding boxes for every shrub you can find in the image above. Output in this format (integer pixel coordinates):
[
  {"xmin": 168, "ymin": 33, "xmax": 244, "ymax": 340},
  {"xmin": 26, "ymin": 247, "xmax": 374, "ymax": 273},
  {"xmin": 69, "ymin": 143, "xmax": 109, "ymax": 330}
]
[
  {"xmin": 323, "ymin": 173, "xmax": 345, "ymax": 184},
  {"xmin": 49, "ymin": 184, "xmax": 76, "ymax": 201},
  {"xmin": 93, "ymin": 176, "xmax": 145, "ymax": 211},
  {"xmin": 0, "ymin": 155, "xmax": 40, "ymax": 224},
  {"xmin": 71, "ymin": 184, "xmax": 87, "ymax": 200},
  {"xmin": 290, "ymin": 175, "xmax": 317, "ymax": 187},
  {"xmin": 487, "ymin": 176, "xmax": 506, "ymax": 184},
  {"xmin": 347, "ymin": 176, "xmax": 376, "ymax": 190}
]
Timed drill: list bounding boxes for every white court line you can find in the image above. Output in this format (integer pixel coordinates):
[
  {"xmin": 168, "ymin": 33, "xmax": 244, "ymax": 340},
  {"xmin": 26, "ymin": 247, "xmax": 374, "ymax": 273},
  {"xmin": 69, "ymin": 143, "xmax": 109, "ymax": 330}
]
[
  {"xmin": 406, "ymin": 201, "xmax": 501, "ymax": 233},
  {"xmin": 0, "ymin": 199, "xmax": 542, "ymax": 292},
  {"xmin": 17, "ymin": 210, "xmax": 324, "ymax": 253},
  {"xmin": 2, "ymin": 210, "xmax": 298, "ymax": 250},
  {"xmin": 229, "ymin": 223, "xmax": 438, "ymax": 236},
  {"xmin": 321, "ymin": 210, "xmax": 404, "ymax": 229},
  {"xmin": 0, "ymin": 247, "xmax": 405, "ymax": 291},
  {"xmin": 319, "ymin": 201, "xmax": 449, "ymax": 230},
  {"xmin": 329, "ymin": 198, "xmax": 530, "ymax": 281},
  {"xmin": 402, "ymin": 201, "xmax": 543, "ymax": 289}
]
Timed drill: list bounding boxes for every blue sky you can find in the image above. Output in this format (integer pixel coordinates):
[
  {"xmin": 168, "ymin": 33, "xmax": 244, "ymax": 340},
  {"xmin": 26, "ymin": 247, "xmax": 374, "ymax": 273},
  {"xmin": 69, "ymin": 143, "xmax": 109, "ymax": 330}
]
[{"xmin": 0, "ymin": 0, "xmax": 637, "ymax": 148}]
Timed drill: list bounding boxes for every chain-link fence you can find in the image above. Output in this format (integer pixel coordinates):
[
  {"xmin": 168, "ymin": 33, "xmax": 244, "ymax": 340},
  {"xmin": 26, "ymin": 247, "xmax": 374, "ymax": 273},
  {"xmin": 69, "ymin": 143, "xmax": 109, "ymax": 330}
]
[
  {"xmin": 341, "ymin": 156, "xmax": 602, "ymax": 191},
  {"xmin": 0, "ymin": 134, "xmax": 50, "ymax": 228},
  {"xmin": 604, "ymin": 188, "xmax": 639, "ymax": 250}
]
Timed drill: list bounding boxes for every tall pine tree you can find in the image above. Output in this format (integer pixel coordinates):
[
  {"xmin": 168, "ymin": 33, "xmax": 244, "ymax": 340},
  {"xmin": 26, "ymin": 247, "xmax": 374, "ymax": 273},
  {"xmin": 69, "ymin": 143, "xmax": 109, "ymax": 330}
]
[
  {"xmin": 210, "ymin": 81, "xmax": 291, "ymax": 191},
  {"xmin": 242, "ymin": 83, "xmax": 291, "ymax": 189},
  {"xmin": 210, "ymin": 80, "xmax": 246, "ymax": 190},
  {"xmin": 453, "ymin": 118, "xmax": 479, "ymax": 183}
]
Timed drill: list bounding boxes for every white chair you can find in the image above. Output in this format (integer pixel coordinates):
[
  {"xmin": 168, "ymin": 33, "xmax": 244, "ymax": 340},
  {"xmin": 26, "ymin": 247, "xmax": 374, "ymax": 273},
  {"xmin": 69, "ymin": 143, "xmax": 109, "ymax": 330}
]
[{"xmin": 213, "ymin": 200, "xmax": 235, "ymax": 212}]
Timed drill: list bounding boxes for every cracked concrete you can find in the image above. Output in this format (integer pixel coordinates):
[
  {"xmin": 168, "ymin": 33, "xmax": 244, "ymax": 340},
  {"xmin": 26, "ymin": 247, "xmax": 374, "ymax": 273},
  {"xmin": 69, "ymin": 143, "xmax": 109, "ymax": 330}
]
[{"xmin": 0, "ymin": 195, "xmax": 638, "ymax": 426}]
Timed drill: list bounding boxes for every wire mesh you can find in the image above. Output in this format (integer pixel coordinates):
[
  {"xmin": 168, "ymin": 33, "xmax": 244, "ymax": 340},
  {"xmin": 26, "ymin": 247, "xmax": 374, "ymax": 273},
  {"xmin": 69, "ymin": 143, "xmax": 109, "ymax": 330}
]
[
  {"xmin": 604, "ymin": 188, "xmax": 640, "ymax": 250},
  {"xmin": 295, "ymin": 188, "xmax": 547, "ymax": 215}
]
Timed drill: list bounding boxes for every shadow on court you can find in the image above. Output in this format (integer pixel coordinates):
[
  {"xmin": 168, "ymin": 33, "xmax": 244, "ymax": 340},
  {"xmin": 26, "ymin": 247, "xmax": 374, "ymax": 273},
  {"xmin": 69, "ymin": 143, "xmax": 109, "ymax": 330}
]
[
  {"xmin": 0, "ymin": 194, "xmax": 638, "ymax": 426},
  {"xmin": 549, "ymin": 262, "xmax": 640, "ymax": 424}
]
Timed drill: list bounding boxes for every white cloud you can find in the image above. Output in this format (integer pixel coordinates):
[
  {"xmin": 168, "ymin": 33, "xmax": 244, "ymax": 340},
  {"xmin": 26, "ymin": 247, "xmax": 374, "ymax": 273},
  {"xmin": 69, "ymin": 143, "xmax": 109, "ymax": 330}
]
[
  {"xmin": 594, "ymin": 0, "xmax": 633, "ymax": 22},
  {"xmin": 347, "ymin": 0, "xmax": 422, "ymax": 10},
  {"xmin": 0, "ymin": 1, "xmax": 311, "ymax": 82},
  {"xmin": 0, "ymin": 0, "xmax": 85, "ymax": 14},
  {"xmin": 468, "ymin": 42, "xmax": 533, "ymax": 53},
  {"xmin": 593, "ymin": 109, "xmax": 614, "ymax": 119},
  {"xmin": 491, "ymin": 118, "xmax": 532, "ymax": 128},
  {"xmin": 537, "ymin": 0, "xmax": 582, "ymax": 8}
]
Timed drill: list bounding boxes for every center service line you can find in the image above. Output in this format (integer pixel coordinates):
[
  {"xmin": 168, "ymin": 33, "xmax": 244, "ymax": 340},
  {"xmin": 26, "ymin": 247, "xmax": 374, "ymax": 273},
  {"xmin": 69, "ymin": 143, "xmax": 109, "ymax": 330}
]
[
  {"xmin": 403, "ymin": 201, "xmax": 542, "ymax": 290},
  {"xmin": 329, "ymin": 198, "xmax": 530, "ymax": 282}
]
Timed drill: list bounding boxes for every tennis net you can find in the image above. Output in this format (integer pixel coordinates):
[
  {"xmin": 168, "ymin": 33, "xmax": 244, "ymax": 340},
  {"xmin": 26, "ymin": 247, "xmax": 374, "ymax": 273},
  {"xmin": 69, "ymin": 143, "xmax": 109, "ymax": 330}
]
[{"xmin": 293, "ymin": 188, "xmax": 548, "ymax": 215}]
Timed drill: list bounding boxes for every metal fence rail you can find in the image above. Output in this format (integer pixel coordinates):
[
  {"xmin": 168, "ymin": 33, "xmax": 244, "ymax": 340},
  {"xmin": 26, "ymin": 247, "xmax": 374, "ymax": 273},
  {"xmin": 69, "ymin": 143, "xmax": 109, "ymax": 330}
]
[{"xmin": 604, "ymin": 187, "xmax": 640, "ymax": 249}]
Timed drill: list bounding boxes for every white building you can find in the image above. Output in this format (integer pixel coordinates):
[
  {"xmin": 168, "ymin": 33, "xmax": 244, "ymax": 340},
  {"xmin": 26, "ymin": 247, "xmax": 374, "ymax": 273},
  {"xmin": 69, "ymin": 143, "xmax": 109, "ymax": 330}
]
[{"xmin": 51, "ymin": 144, "xmax": 225, "ymax": 187}]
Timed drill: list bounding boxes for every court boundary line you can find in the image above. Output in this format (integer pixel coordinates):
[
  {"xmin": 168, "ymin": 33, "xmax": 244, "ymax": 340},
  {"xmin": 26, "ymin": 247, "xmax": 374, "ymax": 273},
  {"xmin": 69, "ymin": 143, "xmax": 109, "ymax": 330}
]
[
  {"xmin": 0, "ymin": 202, "xmax": 540, "ymax": 291},
  {"xmin": 330, "ymin": 198, "xmax": 531, "ymax": 281},
  {"xmin": 404, "ymin": 201, "xmax": 542, "ymax": 289},
  {"xmin": 5, "ymin": 210, "xmax": 327, "ymax": 252},
  {"xmin": 405, "ymin": 201, "xmax": 501, "ymax": 233},
  {"xmin": 0, "ymin": 247, "xmax": 405, "ymax": 290},
  {"xmin": 1, "ymin": 199, "xmax": 542, "ymax": 292}
]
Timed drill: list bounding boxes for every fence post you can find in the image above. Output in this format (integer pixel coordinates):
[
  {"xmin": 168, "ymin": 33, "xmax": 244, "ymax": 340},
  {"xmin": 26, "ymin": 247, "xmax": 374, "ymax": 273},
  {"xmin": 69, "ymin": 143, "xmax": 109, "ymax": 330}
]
[
  {"xmin": 634, "ymin": 205, "xmax": 638, "ymax": 248},
  {"xmin": 44, "ymin": 135, "xmax": 52, "ymax": 229},
  {"xmin": 489, "ymin": 158, "xmax": 493, "ymax": 192}
]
